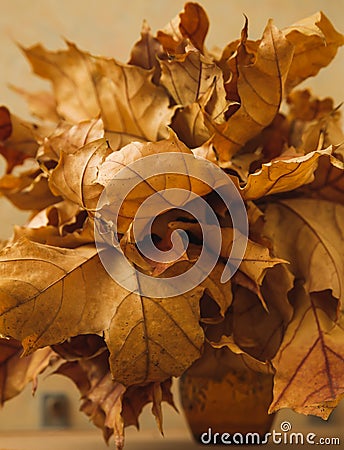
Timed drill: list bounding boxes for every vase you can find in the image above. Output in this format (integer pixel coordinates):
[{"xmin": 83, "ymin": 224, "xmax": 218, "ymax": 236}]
[{"xmin": 179, "ymin": 366, "xmax": 275, "ymax": 445}]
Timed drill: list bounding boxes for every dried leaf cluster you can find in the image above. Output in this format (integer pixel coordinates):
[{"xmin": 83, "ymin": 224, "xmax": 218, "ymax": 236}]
[{"xmin": 1, "ymin": 3, "xmax": 344, "ymax": 447}]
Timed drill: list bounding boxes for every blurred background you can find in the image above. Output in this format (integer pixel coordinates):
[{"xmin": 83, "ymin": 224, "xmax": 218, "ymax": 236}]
[{"xmin": 0, "ymin": 0, "xmax": 343, "ymax": 447}]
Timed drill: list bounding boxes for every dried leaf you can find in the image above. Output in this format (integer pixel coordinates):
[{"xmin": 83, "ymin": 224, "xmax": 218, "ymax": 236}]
[
  {"xmin": 0, "ymin": 338, "xmax": 57, "ymax": 405},
  {"xmin": 242, "ymin": 147, "xmax": 333, "ymax": 201},
  {"xmin": 56, "ymin": 350, "xmax": 176, "ymax": 444},
  {"xmin": 128, "ymin": 20, "xmax": 163, "ymax": 84},
  {"xmin": 263, "ymin": 199, "xmax": 344, "ymax": 305},
  {"xmin": 283, "ymin": 12, "xmax": 344, "ymax": 92},
  {"xmin": 0, "ymin": 169, "xmax": 61, "ymax": 211},
  {"xmin": 49, "ymin": 139, "xmax": 111, "ymax": 210},
  {"xmin": 301, "ymin": 147, "xmax": 344, "ymax": 204},
  {"xmin": 9, "ymin": 86, "xmax": 59, "ymax": 122},
  {"xmin": 97, "ymin": 133, "xmax": 212, "ymax": 234},
  {"xmin": 0, "ymin": 239, "xmax": 121, "ymax": 352},
  {"xmin": 106, "ymin": 277, "xmax": 204, "ymax": 385},
  {"xmin": 23, "ymin": 42, "xmax": 174, "ymax": 149},
  {"xmin": 209, "ymin": 20, "xmax": 294, "ymax": 164},
  {"xmin": 179, "ymin": 2, "xmax": 209, "ymax": 53},
  {"xmin": 0, "ymin": 107, "xmax": 39, "ymax": 173},
  {"xmin": 160, "ymin": 51, "xmax": 221, "ymax": 106},
  {"xmin": 270, "ymin": 286, "xmax": 344, "ymax": 419}
]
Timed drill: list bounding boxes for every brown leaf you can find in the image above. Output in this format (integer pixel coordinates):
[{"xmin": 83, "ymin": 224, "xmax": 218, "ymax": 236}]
[
  {"xmin": 270, "ymin": 286, "xmax": 344, "ymax": 419},
  {"xmin": 283, "ymin": 12, "xmax": 344, "ymax": 92},
  {"xmin": 96, "ymin": 133, "xmax": 212, "ymax": 234},
  {"xmin": 0, "ymin": 107, "xmax": 39, "ymax": 173},
  {"xmin": 223, "ymin": 265, "xmax": 293, "ymax": 362},
  {"xmin": 9, "ymin": 86, "xmax": 59, "ymax": 122},
  {"xmin": 209, "ymin": 20, "xmax": 294, "ymax": 164},
  {"xmin": 13, "ymin": 201, "xmax": 94, "ymax": 248},
  {"xmin": 179, "ymin": 2, "xmax": 209, "ymax": 53},
  {"xmin": 128, "ymin": 20, "xmax": 163, "ymax": 84},
  {"xmin": 56, "ymin": 351, "xmax": 176, "ymax": 445},
  {"xmin": 241, "ymin": 147, "xmax": 333, "ymax": 201},
  {"xmin": 106, "ymin": 273, "xmax": 205, "ymax": 385},
  {"xmin": 49, "ymin": 139, "xmax": 111, "ymax": 210},
  {"xmin": 160, "ymin": 51, "xmax": 221, "ymax": 106},
  {"xmin": 169, "ymin": 222, "xmax": 284, "ymax": 291},
  {"xmin": 301, "ymin": 147, "xmax": 344, "ymax": 204},
  {"xmin": 263, "ymin": 199, "xmax": 344, "ymax": 305},
  {"xmin": 0, "ymin": 338, "xmax": 57, "ymax": 405},
  {"xmin": 23, "ymin": 42, "xmax": 174, "ymax": 149},
  {"xmin": 0, "ymin": 239, "xmax": 122, "ymax": 353},
  {"xmin": 38, "ymin": 118, "xmax": 104, "ymax": 164},
  {"xmin": 0, "ymin": 169, "xmax": 61, "ymax": 211}
]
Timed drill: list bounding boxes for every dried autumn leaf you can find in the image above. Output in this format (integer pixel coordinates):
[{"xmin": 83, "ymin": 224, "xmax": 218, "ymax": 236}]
[
  {"xmin": 0, "ymin": 239, "xmax": 122, "ymax": 352},
  {"xmin": 209, "ymin": 19, "xmax": 294, "ymax": 164},
  {"xmin": 106, "ymin": 277, "xmax": 205, "ymax": 385},
  {"xmin": 241, "ymin": 147, "xmax": 336, "ymax": 201},
  {"xmin": 49, "ymin": 139, "xmax": 111, "ymax": 210},
  {"xmin": 0, "ymin": 338, "xmax": 57, "ymax": 405},
  {"xmin": 230, "ymin": 265, "xmax": 293, "ymax": 361},
  {"xmin": 160, "ymin": 51, "xmax": 222, "ymax": 106},
  {"xmin": 9, "ymin": 85, "xmax": 59, "ymax": 123},
  {"xmin": 13, "ymin": 200, "xmax": 94, "ymax": 248},
  {"xmin": 283, "ymin": 12, "xmax": 344, "ymax": 92},
  {"xmin": 179, "ymin": 2, "xmax": 209, "ymax": 53},
  {"xmin": 56, "ymin": 350, "xmax": 176, "ymax": 445},
  {"xmin": 156, "ymin": 2, "xmax": 208, "ymax": 55},
  {"xmin": 0, "ymin": 169, "xmax": 60, "ymax": 211},
  {"xmin": 301, "ymin": 147, "xmax": 344, "ymax": 204},
  {"xmin": 169, "ymin": 221, "xmax": 284, "ymax": 290},
  {"xmin": 263, "ymin": 199, "xmax": 344, "ymax": 305},
  {"xmin": 0, "ymin": 107, "xmax": 40, "ymax": 173},
  {"xmin": 128, "ymin": 20, "xmax": 163, "ymax": 84},
  {"xmin": 270, "ymin": 286, "xmax": 344, "ymax": 419},
  {"xmin": 23, "ymin": 42, "xmax": 174, "ymax": 149},
  {"xmin": 97, "ymin": 133, "xmax": 212, "ymax": 234},
  {"xmin": 38, "ymin": 118, "xmax": 104, "ymax": 164}
]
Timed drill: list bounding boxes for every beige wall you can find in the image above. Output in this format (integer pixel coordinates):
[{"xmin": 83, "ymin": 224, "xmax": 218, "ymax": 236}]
[{"xmin": 0, "ymin": 0, "xmax": 344, "ymax": 435}]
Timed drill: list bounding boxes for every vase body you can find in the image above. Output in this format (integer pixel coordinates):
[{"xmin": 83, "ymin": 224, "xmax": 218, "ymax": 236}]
[{"xmin": 180, "ymin": 367, "xmax": 275, "ymax": 444}]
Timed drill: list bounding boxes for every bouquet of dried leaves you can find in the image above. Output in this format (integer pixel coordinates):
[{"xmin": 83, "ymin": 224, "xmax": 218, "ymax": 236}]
[{"xmin": 1, "ymin": 2, "xmax": 344, "ymax": 448}]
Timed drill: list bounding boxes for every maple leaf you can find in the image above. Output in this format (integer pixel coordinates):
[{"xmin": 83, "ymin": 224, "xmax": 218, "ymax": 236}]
[{"xmin": 23, "ymin": 42, "xmax": 174, "ymax": 149}]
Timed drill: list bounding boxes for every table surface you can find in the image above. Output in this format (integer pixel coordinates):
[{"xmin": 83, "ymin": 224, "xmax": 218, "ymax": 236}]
[{"xmin": 0, "ymin": 428, "xmax": 342, "ymax": 450}]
